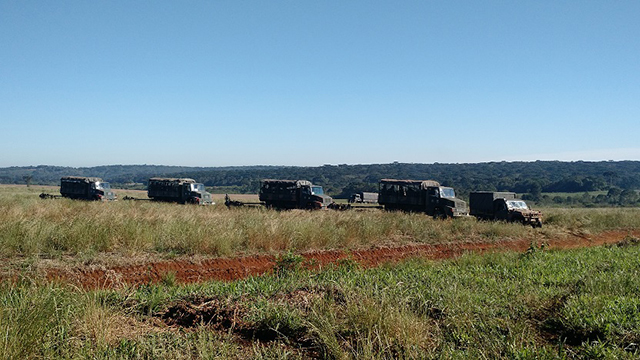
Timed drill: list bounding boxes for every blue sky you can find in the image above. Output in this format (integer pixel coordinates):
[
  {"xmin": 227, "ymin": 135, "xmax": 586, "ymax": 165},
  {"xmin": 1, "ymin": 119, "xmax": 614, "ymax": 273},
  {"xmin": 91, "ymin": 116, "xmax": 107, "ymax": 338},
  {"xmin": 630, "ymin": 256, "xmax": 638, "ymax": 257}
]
[{"xmin": 1, "ymin": 1, "xmax": 639, "ymax": 167}]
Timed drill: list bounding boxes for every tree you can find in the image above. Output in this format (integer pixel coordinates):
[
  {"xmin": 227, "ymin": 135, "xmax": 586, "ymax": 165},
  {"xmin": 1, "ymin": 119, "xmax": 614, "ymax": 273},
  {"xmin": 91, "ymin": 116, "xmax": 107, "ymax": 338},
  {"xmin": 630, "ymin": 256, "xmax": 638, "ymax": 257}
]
[
  {"xmin": 23, "ymin": 175, "xmax": 33, "ymax": 187},
  {"xmin": 530, "ymin": 182, "xmax": 542, "ymax": 201},
  {"xmin": 607, "ymin": 187, "xmax": 622, "ymax": 205},
  {"xmin": 620, "ymin": 189, "xmax": 638, "ymax": 205}
]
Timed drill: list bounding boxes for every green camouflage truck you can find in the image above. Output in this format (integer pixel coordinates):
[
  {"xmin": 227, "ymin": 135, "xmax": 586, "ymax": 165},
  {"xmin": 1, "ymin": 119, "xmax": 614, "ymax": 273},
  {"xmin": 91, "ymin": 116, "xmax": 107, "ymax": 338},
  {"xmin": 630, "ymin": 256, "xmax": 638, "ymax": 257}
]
[
  {"xmin": 147, "ymin": 177, "xmax": 213, "ymax": 205},
  {"xmin": 59, "ymin": 176, "xmax": 116, "ymax": 201},
  {"xmin": 259, "ymin": 179, "xmax": 333, "ymax": 210},
  {"xmin": 469, "ymin": 191, "xmax": 542, "ymax": 227},
  {"xmin": 378, "ymin": 179, "xmax": 468, "ymax": 218}
]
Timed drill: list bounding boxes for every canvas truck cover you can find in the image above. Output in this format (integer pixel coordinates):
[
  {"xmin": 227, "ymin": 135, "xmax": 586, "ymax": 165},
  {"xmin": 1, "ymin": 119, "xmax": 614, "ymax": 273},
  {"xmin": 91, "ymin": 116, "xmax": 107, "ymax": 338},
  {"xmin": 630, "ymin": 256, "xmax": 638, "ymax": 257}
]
[
  {"xmin": 379, "ymin": 179, "xmax": 441, "ymax": 190},
  {"xmin": 148, "ymin": 177, "xmax": 196, "ymax": 198},
  {"xmin": 469, "ymin": 191, "xmax": 516, "ymax": 215},
  {"xmin": 378, "ymin": 179, "xmax": 441, "ymax": 207},
  {"xmin": 259, "ymin": 179, "xmax": 312, "ymax": 202},
  {"xmin": 60, "ymin": 176, "xmax": 103, "ymax": 195}
]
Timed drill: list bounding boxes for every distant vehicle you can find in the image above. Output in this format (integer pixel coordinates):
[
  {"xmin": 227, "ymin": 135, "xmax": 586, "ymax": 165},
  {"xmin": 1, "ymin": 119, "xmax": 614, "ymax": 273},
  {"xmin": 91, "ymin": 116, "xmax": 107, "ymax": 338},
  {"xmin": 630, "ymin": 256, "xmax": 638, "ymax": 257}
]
[
  {"xmin": 259, "ymin": 179, "xmax": 333, "ymax": 210},
  {"xmin": 147, "ymin": 177, "xmax": 213, "ymax": 205},
  {"xmin": 377, "ymin": 179, "xmax": 468, "ymax": 218},
  {"xmin": 58, "ymin": 176, "xmax": 116, "ymax": 201},
  {"xmin": 469, "ymin": 191, "xmax": 542, "ymax": 227},
  {"xmin": 348, "ymin": 192, "xmax": 379, "ymax": 204}
]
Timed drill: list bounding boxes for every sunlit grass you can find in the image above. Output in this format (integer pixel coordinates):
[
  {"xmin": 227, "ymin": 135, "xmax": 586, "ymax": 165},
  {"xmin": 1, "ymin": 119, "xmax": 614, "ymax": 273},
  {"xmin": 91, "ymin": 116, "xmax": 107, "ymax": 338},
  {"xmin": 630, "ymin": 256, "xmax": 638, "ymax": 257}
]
[
  {"xmin": 0, "ymin": 186, "xmax": 638, "ymax": 266},
  {"xmin": 2, "ymin": 243, "xmax": 639, "ymax": 358}
]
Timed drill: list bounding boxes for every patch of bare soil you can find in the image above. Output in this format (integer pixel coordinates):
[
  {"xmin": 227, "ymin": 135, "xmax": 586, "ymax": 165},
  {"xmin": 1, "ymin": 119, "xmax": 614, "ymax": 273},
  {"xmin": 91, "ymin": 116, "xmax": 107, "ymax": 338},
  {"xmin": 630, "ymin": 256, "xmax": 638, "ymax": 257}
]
[
  {"xmin": 158, "ymin": 287, "xmax": 339, "ymax": 356},
  {"xmin": 39, "ymin": 230, "xmax": 639, "ymax": 290}
]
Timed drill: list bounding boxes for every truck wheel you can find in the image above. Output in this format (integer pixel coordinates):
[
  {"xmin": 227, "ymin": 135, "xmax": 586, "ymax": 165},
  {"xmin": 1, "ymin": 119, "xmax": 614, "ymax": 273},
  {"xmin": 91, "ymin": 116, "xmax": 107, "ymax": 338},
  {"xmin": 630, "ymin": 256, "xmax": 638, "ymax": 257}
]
[{"xmin": 433, "ymin": 210, "xmax": 446, "ymax": 220}]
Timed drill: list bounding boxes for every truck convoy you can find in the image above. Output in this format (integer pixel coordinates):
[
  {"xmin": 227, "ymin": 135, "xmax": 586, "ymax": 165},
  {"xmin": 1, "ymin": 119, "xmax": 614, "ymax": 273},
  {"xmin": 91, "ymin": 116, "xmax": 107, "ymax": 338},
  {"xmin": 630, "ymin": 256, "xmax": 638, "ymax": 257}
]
[
  {"xmin": 377, "ymin": 179, "xmax": 468, "ymax": 218},
  {"xmin": 469, "ymin": 191, "xmax": 542, "ymax": 227},
  {"xmin": 348, "ymin": 192, "xmax": 379, "ymax": 204},
  {"xmin": 259, "ymin": 179, "xmax": 334, "ymax": 210},
  {"xmin": 37, "ymin": 175, "xmax": 542, "ymax": 229},
  {"xmin": 147, "ymin": 177, "xmax": 213, "ymax": 205},
  {"xmin": 53, "ymin": 176, "xmax": 116, "ymax": 201}
]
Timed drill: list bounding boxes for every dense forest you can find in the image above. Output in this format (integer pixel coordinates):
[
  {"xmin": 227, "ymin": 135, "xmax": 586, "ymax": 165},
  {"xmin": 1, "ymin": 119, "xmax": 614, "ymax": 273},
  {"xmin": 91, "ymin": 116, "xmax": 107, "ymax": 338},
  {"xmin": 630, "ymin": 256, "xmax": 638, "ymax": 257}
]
[{"xmin": 2, "ymin": 161, "xmax": 639, "ymax": 206}]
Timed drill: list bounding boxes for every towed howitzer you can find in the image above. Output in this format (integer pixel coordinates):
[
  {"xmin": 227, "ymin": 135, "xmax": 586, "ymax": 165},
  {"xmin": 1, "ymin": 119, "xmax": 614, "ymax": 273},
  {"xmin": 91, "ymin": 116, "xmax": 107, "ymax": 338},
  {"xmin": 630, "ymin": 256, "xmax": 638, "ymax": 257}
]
[{"xmin": 224, "ymin": 194, "xmax": 264, "ymax": 208}]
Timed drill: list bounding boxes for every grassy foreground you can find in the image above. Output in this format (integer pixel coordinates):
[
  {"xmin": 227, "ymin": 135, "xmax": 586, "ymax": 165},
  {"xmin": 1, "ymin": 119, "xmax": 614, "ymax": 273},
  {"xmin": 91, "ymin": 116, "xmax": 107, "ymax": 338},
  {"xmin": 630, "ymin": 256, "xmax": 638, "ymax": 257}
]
[{"xmin": 2, "ymin": 242, "xmax": 640, "ymax": 359}]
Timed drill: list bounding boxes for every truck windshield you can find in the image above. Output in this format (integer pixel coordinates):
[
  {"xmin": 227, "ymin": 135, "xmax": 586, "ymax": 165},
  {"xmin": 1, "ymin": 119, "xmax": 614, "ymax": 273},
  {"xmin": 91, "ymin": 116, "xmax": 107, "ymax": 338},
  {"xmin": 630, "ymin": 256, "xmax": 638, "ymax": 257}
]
[
  {"xmin": 191, "ymin": 183, "xmax": 206, "ymax": 192},
  {"xmin": 311, "ymin": 186, "xmax": 324, "ymax": 195},
  {"xmin": 94, "ymin": 182, "xmax": 111, "ymax": 191},
  {"xmin": 506, "ymin": 200, "xmax": 529, "ymax": 210},
  {"xmin": 440, "ymin": 187, "xmax": 456, "ymax": 198}
]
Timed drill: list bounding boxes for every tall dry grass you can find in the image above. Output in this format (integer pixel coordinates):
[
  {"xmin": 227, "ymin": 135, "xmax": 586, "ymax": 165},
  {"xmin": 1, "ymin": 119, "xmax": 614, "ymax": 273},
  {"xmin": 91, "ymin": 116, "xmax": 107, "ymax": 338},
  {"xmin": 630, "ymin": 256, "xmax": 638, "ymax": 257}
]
[{"xmin": 1, "ymin": 186, "xmax": 638, "ymax": 263}]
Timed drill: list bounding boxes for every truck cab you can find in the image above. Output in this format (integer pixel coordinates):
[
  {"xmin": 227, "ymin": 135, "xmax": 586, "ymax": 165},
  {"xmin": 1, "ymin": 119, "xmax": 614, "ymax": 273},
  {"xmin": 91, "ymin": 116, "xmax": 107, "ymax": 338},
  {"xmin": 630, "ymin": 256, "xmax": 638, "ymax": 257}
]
[
  {"xmin": 183, "ymin": 182, "xmax": 213, "ymax": 205},
  {"xmin": 91, "ymin": 181, "xmax": 116, "ymax": 201},
  {"xmin": 300, "ymin": 184, "xmax": 333, "ymax": 209},
  {"xmin": 494, "ymin": 198, "xmax": 542, "ymax": 227},
  {"xmin": 425, "ymin": 185, "xmax": 468, "ymax": 218}
]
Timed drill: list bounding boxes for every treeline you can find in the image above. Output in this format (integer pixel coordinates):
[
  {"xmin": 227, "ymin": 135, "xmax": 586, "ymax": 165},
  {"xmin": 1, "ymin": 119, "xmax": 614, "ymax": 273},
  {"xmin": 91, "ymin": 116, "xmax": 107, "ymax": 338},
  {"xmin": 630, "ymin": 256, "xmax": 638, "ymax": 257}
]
[
  {"xmin": 0, "ymin": 165, "xmax": 276, "ymax": 187},
  {"xmin": 2, "ymin": 161, "xmax": 639, "ymax": 204},
  {"xmin": 524, "ymin": 188, "xmax": 640, "ymax": 207},
  {"xmin": 172, "ymin": 161, "xmax": 640, "ymax": 195}
]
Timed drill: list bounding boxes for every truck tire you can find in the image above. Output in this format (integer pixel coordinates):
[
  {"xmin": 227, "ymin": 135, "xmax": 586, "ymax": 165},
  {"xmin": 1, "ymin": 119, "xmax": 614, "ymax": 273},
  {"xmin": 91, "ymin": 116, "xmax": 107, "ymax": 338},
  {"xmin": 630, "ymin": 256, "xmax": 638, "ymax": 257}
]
[{"xmin": 433, "ymin": 209, "xmax": 446, "ymax": 220}]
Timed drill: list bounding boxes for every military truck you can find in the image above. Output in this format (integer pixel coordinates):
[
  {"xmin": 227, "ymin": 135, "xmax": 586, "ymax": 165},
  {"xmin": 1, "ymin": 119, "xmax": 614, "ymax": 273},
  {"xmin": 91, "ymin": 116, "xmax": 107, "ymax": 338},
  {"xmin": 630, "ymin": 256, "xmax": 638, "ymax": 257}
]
[
  {"xmin": 378, "ymin": 179, "xmax": 468, "ymax": 218},
  {"xmin": 147, "ymin": 177, "xmax": 213, "ymax": 205},
  {"xmin": 469, "ymin": 191, "xmax": 542, "ymax": 227},
  {"xmin": 59, "ymin": 176, "xmax": 116, "ymax": 201},
  {"xmin": 259, "ymin": 179, "xmax": 333, "ymax": 210},
  {"xmin": 348, "ymin": 192, "xmax": 379, "ymax": 204}
]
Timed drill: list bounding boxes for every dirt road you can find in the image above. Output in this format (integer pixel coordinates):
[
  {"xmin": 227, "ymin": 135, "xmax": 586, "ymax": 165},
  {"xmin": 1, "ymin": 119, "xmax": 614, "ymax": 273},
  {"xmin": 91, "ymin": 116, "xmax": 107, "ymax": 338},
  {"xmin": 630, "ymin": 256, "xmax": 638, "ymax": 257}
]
[{"xmin": 41, "ymin": 230, "xmax": 638, "ymax": 290}]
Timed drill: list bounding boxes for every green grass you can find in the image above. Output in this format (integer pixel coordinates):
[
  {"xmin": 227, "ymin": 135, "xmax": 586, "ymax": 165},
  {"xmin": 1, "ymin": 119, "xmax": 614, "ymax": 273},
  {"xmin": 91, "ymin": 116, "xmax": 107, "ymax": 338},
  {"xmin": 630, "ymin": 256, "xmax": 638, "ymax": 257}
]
[
  {"xmin": 542, "ymin": 207, "xmax": 640, "ymax": 233},
  {"xmin": 2, "ymin": 243, "xmax": 640, "ymax": 358}
]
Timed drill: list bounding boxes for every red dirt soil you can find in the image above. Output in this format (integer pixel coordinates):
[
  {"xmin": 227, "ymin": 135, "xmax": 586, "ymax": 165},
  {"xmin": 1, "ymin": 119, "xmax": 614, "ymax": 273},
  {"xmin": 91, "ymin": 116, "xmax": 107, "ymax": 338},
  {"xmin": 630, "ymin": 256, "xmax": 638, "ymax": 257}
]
[{"xmin": 46, "ymin": 230, "xmax": 638, "ymax": 290}]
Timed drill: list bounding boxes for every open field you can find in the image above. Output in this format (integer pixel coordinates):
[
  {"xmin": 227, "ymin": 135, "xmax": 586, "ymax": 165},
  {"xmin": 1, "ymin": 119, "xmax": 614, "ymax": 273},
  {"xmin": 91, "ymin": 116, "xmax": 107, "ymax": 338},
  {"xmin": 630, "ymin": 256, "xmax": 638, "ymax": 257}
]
[
  {"xmin": 2, "ymin": 184, "xmax": 640, "ymax": 358},
  {"xmin": 2, "ymin": 184, "xmax": 640, "ymax": 281}
]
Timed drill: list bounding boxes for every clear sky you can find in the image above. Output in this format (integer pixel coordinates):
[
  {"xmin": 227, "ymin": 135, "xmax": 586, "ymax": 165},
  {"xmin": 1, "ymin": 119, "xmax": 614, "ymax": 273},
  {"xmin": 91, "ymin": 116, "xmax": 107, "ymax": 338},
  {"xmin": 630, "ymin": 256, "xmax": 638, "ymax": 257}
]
[{"xmin": 1, "ymin": 1, "xmax": 639, "ymax": 167}]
